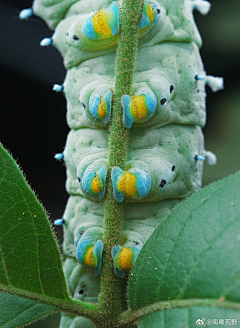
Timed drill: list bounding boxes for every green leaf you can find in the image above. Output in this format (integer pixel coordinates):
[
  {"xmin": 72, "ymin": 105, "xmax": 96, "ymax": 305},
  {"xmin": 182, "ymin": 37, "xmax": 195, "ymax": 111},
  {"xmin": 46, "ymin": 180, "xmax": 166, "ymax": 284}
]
[
  {"xmin": 138, "ymin": 306, "xmax": 240, "ymax": 328},
  {"xmin": 0, "ymin": 144, "xmax": 70, "ymax": 324},
  {"xmin": 128, "ymin": 171, "xmax": 240, "ymax": 310},
  {"xmin": 0, "ymin": 292, "xmax": 56, "ymax": 328}
]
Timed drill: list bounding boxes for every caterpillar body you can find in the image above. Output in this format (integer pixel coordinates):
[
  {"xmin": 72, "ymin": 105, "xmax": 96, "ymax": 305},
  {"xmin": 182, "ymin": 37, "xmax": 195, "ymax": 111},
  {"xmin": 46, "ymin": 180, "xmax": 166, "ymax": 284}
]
[{"xmin": 20, "ymin": 0, "xmax": 222, "ymax": 326}]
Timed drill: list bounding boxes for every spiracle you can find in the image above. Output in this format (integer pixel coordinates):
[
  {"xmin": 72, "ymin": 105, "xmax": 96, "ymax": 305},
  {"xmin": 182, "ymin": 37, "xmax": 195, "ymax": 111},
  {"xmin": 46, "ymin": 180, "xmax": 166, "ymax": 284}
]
[{"xmin": 19, "ymin": 0, "xmax": 223, "ymax": 326}]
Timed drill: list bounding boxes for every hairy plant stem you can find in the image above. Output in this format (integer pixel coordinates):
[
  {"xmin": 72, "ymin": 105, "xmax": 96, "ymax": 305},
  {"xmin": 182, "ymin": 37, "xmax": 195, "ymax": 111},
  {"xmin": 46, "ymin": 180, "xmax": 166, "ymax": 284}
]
[{"xmin": 96, "ymin": 0, "xmax": 143, "ymax": 327}]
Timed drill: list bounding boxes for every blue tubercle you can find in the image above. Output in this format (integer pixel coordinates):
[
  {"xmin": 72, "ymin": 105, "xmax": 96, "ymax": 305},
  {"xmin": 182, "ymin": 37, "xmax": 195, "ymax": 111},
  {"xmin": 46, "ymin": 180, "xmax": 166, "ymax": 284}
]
[
  {"xmin": 121, "ymin": 95, "xmax": 134, "ymax": 129},
  {"xmin": 40, "ymin": 38, "xmax": 52, "ymax": 47},
  {"xmin": 93, "ymin": 240, "xmax": 104, "ymax": 276},
  {"xmin": 145, "ymin": 92, "xmax": 157, "ymax": 114},
  {"xmin": 54, "ymin": 153, "xmax": 63, "ymax": 160},
  {"xmin": 81, "ymin": 165, "xmax": 107, "ymax": 200},
  {"xmin": 75, "ymin": 231, "xmax": 103, "ymax": 276},
  {"xmin": 89, "ymin": 90, "xmax": 112, "ymax": 123},
  {"xmin": 105, "ymin": 1, "xmax": 120, "ymax": 36},
  {"xmin": 139, "ymin": 1, "xmax": 150, "ymax": 29},
  {"xmin": 82, "ymin": 16, "xmax": 96, "ymax": 40},
  {"xmin": 111, "ymin": 167, "xmax": 124, "ymax": 203},
  {"xmin": 76, "ymin": 240, "xmax": 90, "ymax": 263},
  {"xmin": 195, "ymin": 154, "xmax": 205, "ymax": 161},
  {"xmin": 82, "ymin": 170, "xmax": 96, "ymax": 193},
  {"xmin": 135, "ymin": 170, "xmax": 151, "ymax": 198},
  {"xmin": 19, "ymin": 8, "xmax": 33, "ymax": 20},
  {"xmin": 111, "ymin": 245, "xmax": 125, "ymax": 278},
  {"xmin": 195, "ymin": 75, "xmax": 206, "ymax": 81},
  {"xmin": 54, "ymin": 218, "xmax": 65, "ymax": 226},
  {"xmin": 53, "ymin": 84, "xmax": 63, "ymax": 92},
  {"xmin": 89, "ymin": 94, "xmax": 101, "ymax": 118},
  {"xmin": 104, "ymin": 89, "xmax": 113, "ymax": 124}
]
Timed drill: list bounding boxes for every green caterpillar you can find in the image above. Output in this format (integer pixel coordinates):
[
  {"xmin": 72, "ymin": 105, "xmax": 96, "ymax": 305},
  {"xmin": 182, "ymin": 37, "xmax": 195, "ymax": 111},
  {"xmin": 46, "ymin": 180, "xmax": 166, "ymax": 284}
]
[{"xmin": 19, "ymin": 0, "xmax": 223, "ymax": 326}]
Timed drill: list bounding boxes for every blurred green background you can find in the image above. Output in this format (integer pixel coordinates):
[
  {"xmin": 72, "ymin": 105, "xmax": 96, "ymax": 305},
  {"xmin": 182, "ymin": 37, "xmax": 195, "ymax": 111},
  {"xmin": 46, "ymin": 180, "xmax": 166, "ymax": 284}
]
[{"xmin": 0, "ymin": 0, "xmax": 240, "ymax": 326}]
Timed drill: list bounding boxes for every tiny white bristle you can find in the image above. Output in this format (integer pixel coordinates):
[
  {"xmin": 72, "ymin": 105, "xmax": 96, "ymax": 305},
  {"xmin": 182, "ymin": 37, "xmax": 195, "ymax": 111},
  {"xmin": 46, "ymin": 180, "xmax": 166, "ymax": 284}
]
[
  {"xmin": 205, "ymin": 151, "xmax": 217, "ymax": 165},
  {"xmin": 206, "ymin": 76, "xmax": 224, "ymax": 92},
  {"xmin": 193, "ymin": 1, "xmax": 211, "ymax": 15}
]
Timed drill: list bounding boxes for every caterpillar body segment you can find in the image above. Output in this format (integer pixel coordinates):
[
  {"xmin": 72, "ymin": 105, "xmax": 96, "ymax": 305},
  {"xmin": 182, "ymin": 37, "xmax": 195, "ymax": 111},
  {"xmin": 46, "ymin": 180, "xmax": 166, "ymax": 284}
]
[
  {"xmin": 63, "ymin": 125, "xmax": 204, "ymax": 203},
  {"xmin": 33, "ymin": 0, "xmax": 201, "ymax": 69},
  {"xmin": 63, "ymin": 42, "xmax": 205, "ymax": 130},
  {"xmin": 63, "ymin": 129, "xmax": 108, "ymax": 197},
  {"xmin": 62, "ymin": 195, "xmax": 181, "ymax": 276}
]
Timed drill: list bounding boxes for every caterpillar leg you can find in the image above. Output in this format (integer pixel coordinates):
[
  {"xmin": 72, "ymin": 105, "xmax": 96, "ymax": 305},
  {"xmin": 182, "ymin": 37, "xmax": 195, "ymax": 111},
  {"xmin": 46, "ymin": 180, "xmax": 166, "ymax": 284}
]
[
  {"xmin": 75, "ymin": 227, "xmax": 104, "ymax": 276},
  {"xmin": 111, "ymin": 167, "xmax": 151, "ymax": 202},
  {"xmin": 122, "ymin": 86, "xmax": 157, "ymax": 129}
]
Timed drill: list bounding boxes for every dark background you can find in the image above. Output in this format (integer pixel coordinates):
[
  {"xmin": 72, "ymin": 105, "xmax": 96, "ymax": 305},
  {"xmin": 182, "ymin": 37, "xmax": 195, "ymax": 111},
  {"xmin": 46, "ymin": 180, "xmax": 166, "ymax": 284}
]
[{"xmin": 1, "ymin": 0, "xmax": 240, "ymax": 327}]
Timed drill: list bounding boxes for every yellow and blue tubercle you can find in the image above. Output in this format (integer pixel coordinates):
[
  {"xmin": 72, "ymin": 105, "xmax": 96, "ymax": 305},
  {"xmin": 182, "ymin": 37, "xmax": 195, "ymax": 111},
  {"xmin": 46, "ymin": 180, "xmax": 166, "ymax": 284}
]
[
  {"xmin": 139, "ymin": 1, "xmax": 157, "ymax": 29},
  {"xmin": 83, "ymin": 2, "xmax": 120, "ymax": 40},
  {"xmin": 76, "ymin": 228, "xmax": 104, "ymax": 276},
  {"xmin": 89, "ymin": 89, "xmax": 112, "ymax": 124},
  {"xmin": 111, "ymin": 244, "xmax": 142, "ymax": 278},
  {"xmin": 83, "ymin": 1, "xmax": 159, "ymax": 42},
  {"xmin": 81, "ymin": 164, "xmax": 107, "ymax": 200},
  {"xmin": 122, "ymin": 91, "xmax": 157, "ymax": 128},
  {"xmin": 111, "ymin": 167, "xmax": 151, "ymax": 202}
]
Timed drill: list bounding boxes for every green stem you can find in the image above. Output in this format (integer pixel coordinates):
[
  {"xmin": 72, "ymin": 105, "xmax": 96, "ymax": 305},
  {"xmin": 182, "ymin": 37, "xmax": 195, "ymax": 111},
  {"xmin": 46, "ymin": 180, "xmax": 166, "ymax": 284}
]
[
  {"xmin": 97, "ymin": 0, "xmax": 143, "ymax": 326},
  {"xmin": 0, "ymin": 284, "xmax": 99, "ymax": 320}
]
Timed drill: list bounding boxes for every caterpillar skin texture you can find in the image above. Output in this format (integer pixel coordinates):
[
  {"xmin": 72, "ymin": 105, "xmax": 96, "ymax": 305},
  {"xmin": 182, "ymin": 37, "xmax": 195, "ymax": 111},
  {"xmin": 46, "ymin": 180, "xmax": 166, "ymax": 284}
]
[
  {"xmin": 64, "ymin": 125, "xmax": 204, "ymax": 202},
  {"xmin": 64, "ymin": 42, "xmax": 205, "ymax": 130},
  {"xmin": 30, "ymin": 0, "xmax": 215, "ymax": 326}
]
